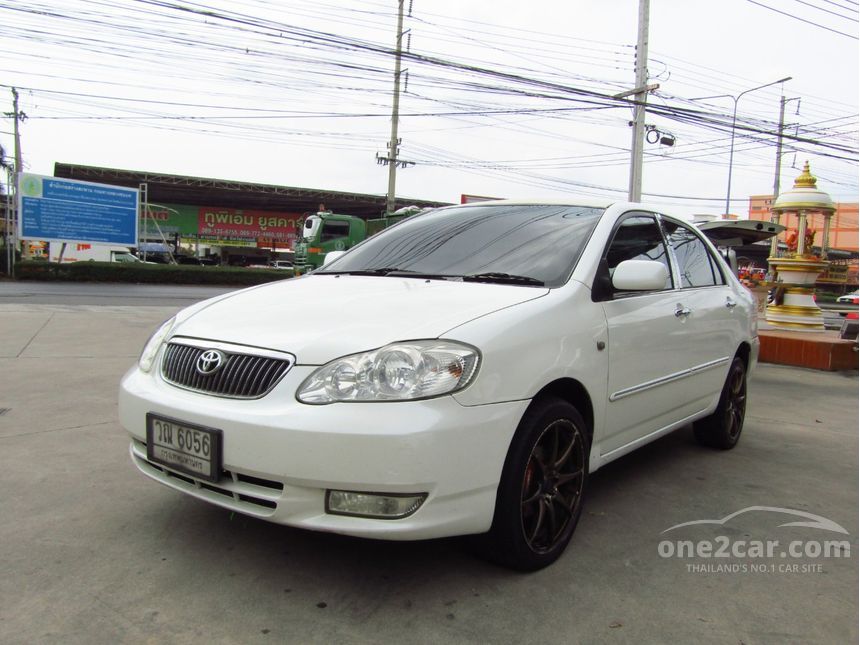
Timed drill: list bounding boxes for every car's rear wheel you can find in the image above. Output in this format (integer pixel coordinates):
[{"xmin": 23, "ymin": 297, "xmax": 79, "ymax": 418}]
[
  {"xmin": 694, "ymin": 357, "xmax": 747, "ymax": 450},
  {"xmin": 484, "ymin": 398, "xmax": 589, "ymax": 571}
]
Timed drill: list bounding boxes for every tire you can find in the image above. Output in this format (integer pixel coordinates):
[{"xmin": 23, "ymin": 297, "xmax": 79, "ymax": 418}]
[
  {"xmin": 694, "ymin": 357, "xmax": 747, "ymax": 450},
  {"xmin": 483, "ymin": 398, "xmax": 589, "ymax": 571}
]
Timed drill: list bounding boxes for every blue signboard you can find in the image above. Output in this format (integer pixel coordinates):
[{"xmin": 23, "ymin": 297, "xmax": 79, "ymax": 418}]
[{"xmin": 18, "ymin": 173, "xmax": 139, "ymax": 246}]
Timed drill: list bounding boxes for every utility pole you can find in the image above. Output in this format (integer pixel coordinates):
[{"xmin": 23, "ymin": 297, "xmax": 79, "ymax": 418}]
[
  {"xmin": 770, "ymin": 95, "xmax": 800, "ymax": 257},
  {"xmin": 4, "ymin": 169, "xmax": 12, "ymax": 277},
  {"xmin": 627, "ymin": 0, "xmax": 650, "ymax": 202},
  {"xmin": 11, "ymin": 89, "xmax": 22, "ymax": 183},
  {"xmin": 385, "ymin": 0, "xmax": 405, "ymax": 215},
  {"xmin": 10, "ymin": 88, "xmax": 28, "ymax": 258},
  {"xmin": 772, "ymin": 97, "xmax": 788, "ymax": 201}
]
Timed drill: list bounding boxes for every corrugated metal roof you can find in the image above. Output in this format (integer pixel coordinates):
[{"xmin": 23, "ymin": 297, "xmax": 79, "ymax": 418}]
[{"xmin": 53, "ymin": 163, "xmax": 451, "ymax": 219}]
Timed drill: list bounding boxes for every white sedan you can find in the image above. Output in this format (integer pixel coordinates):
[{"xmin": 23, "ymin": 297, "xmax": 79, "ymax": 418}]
[
  {"xmin": 269, "ymin": 260, "xmax": 295, "ymax": 270},
  {"xmin": 837, "ymin": 290, "xmax": 859, "ymax": 305},
  {"xmin": 120, "ymin": 200, "xmax": 758, "ymax": 571}
]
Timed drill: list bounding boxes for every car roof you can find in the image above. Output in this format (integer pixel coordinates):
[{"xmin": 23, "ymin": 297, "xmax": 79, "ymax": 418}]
[
  {"xmin": 441, "ymin": 198, "xmax": 695, "ymax": 223},
  {"xmin": 449, "ymin": 198, "xmax": 614, "ymax": 209}
]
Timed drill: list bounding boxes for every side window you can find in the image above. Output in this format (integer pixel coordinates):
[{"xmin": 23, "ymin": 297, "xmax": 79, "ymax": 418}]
[
  {"xmin": 664, "ymin": 222, "xmax": 724, "ymax": 288},
  {"xmin": 604, "ymin": 214, "xmax": 673, "ymax": 293},
  {"xmin": 320, "ymin": 220, "xmax": 351, "ymax": 243}
]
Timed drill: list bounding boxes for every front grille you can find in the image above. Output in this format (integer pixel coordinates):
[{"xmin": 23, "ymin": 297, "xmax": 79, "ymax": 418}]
[
  {"xmin": 293, "ymin": 245, "xmax": 310, "ymax": 271},
  {"xmin": 161, "ymin": 340, "xmax": 293, "ymax": 398}
]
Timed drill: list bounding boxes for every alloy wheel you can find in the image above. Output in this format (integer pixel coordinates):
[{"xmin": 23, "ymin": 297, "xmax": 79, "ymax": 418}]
[
  {"xmin": 520, "ymin": 419, "xmax": 586, "ymax": 554},
  {"xmin": 725, "ymin": 363, "xmax": 747, "ymax": 440}
]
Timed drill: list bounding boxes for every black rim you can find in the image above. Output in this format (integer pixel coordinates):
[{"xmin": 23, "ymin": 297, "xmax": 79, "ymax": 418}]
[
  {"xmin": 725, "ymin": 363, "xmax": 747, "ymax": 440},
  {"xmin": 520, "ymin": 419, "xmax": 586, "ymax": 554}
]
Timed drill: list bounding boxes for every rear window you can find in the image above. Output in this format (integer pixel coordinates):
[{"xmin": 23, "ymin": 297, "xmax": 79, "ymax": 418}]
[{"xmin": 322, "ymin": 204, "xmax": 604, "ymax": 288}]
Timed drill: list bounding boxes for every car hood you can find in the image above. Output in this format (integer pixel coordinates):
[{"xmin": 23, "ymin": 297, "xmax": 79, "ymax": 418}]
[{"xmin": 171, "ymin": 274, "xmax": 548, "ymax": 364}]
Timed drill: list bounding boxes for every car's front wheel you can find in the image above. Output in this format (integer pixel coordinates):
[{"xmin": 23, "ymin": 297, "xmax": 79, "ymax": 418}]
[
  {"xmin": 694, "ymin": 356, "xmax": 747, "ymax": 450},
  {"xmin": 484, "ymin": 398, "xmax": 589, "ymax": 571}
]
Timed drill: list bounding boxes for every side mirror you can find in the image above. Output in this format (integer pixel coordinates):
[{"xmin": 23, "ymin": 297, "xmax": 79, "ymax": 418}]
[
  {"xmin": 322, "ymin": 250, "xmax": 346, "ymax": 266},
  {"xmin": 612, "ymin": 259, "xmax": 668, "ymax": 291}
]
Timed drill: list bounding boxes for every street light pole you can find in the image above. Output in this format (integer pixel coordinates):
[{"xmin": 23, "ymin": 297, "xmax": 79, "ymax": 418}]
[{"xmin": 723, "ymin": 76, "xmax": 791, "ymax": 216}]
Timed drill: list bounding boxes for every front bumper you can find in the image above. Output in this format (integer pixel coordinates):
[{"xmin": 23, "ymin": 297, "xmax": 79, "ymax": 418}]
[{"xmin": 119, "ymin": 364, "xmax": 528, "ymax": 540}]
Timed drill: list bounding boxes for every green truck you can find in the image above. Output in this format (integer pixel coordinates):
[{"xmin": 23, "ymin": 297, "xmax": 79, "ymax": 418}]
[{"xmin": 293, "ymin": 208, "xmax": 422, "ymax": 273}]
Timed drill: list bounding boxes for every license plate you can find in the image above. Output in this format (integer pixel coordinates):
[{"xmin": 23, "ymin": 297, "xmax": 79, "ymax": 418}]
[{"xmin": 146, "ymin": 414, "xmax": 222, "ymax": 482}]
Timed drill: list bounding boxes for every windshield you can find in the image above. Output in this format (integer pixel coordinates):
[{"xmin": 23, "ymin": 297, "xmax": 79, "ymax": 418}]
[
  {"xmin": 303, "ymin": 215, "xmax": 322, "ymax": 241},
  {"xmin": 320, "ymin": 204, "xmax": 604, "ymax": 287}
]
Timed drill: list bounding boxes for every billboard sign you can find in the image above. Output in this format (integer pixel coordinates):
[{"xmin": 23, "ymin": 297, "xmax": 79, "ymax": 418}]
[
  {"xmin": 198, "ymin": 207, "xmax": 303, "ymax": 246},
  {"xmin": 141, "ymin": 203, "xmax": 199, "ymax": 237},
  {"xmin": 18, "ymin": 173, "xmax": 139, "ymax": 246},
  {"xmin": 138, "ymin": 203, "xmax": 304, "ymax": 248}
]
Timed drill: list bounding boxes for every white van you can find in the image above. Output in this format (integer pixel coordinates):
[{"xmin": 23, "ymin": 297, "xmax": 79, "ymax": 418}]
[{"xmin": 49, "ymin": 243, "xmax": 142, "ymax": 264}]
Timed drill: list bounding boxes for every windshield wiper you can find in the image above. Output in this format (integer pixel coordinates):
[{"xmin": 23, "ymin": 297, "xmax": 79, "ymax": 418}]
[
  {"xmin": 316, "ymin": 267, "xmax": 403, "ymax": 276},
  {"xmin": 319, "ymin": 268, "xmax": 541, "ymax": 284},
  {"xmin": 462, "ymin": 272, "xmax": 545, "ymax": 286},
  {"xmin": 384, "ymin": 270, "xmax": 458, "ymax": 280},
  {"xmin": 318, "ymin": 267, "xmax": 456, "ymax": 280}
]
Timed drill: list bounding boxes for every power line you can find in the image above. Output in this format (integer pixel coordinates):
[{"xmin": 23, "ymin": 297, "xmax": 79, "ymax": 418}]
[
  {"xmin": 745, "ymin": 0, "xmax": 859, "ymax": 39},
  {"xmin": 0, "ymin": 0, "xmax": 855, "ymax": 205},
  {"xmin": 789, "ymin": 0, "xmax": 859, "ymax": 21},
  {"xmin": 815, "ymin": 0, "xmax": 859, "ymax": 14}
]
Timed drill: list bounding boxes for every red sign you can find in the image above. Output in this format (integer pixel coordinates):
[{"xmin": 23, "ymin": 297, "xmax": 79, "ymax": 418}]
[
  {"xmin": 198, "ymin": 207, "xmax": 303, "ymax": 245},
  {"xmin": 460, "ymin": 194, "xmax": 501, "ymax": 204},
  {"xmin": 256, "ymin": 238, "xmax": 292, "ymax": 250}
]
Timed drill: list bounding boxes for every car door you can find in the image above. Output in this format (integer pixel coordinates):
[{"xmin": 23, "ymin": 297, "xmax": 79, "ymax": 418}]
[
  {"xmin": 662, "ymin": 218, "xmax": 739, "ymax": 406},
  {"xmin": 597, "ymin": 213, "xmax": 701, "ymax": 455}
]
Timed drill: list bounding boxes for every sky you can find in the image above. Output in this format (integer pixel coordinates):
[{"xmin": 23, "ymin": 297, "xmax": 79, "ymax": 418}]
[{"xmin": 1, "ymin": 0, "xmax": 858, "ymax": 219}]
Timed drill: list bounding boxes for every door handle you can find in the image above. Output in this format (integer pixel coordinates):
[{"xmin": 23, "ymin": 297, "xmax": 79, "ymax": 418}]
[
  {"xmin": 726, "ymin": 297, "xmax": 737, "ymax": 308},
  {"xmin": 675, "ymin": 305, "xmax": 692, "ymax": 318}
]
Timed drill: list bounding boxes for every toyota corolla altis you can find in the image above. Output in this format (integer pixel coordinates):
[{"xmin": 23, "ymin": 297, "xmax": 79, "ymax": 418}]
[{"xmin": 119, "ymin": 200, "xmax": 757, "ymax": 570}]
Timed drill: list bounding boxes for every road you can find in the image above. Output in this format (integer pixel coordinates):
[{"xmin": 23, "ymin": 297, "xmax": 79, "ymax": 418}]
[
  {"xmin": 0, "ymin": 280, "xmax": 237, "ymax": 306},
  {"xmin": 0, "ymin": 283, "xmax": 857, "ymax": 644}
]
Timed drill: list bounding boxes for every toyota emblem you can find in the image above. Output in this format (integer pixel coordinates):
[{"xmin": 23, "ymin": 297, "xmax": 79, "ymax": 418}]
[{"xmin": 196, "ymin": 349, "xmax": 226, "ymax": 375}]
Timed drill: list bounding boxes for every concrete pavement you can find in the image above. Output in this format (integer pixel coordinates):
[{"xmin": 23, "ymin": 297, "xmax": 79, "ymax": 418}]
[{"xmin": 0, "ymin": 303, "xmax": 857, "ymax": 644}]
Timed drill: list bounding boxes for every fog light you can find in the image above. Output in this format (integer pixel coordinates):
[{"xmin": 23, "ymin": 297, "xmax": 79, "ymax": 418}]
[{"xmin": 326, "ymin": 490, "xmax": 427, "ymax": 519}]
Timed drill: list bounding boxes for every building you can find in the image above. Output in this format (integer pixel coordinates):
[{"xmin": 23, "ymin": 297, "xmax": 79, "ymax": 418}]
[
  {"xmin": 49, "ymin": 163, "xmax": 450, "ymax": 264},
  {"xmin": 748, "ymin": 195, "xmax": 858, "ymax": 252},
  {"xmin": 748, "ymin": 194, "xmax": 859, "ymax": 287}
]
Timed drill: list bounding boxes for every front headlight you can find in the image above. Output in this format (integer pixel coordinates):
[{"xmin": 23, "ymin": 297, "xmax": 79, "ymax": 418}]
[
  {"xmin": 297, "ymin": 340, "xmax": 480, "ymax": 404},
  {"xmin": 138, "ymin": 317, "xmax": 176, "ymax": 373}
]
